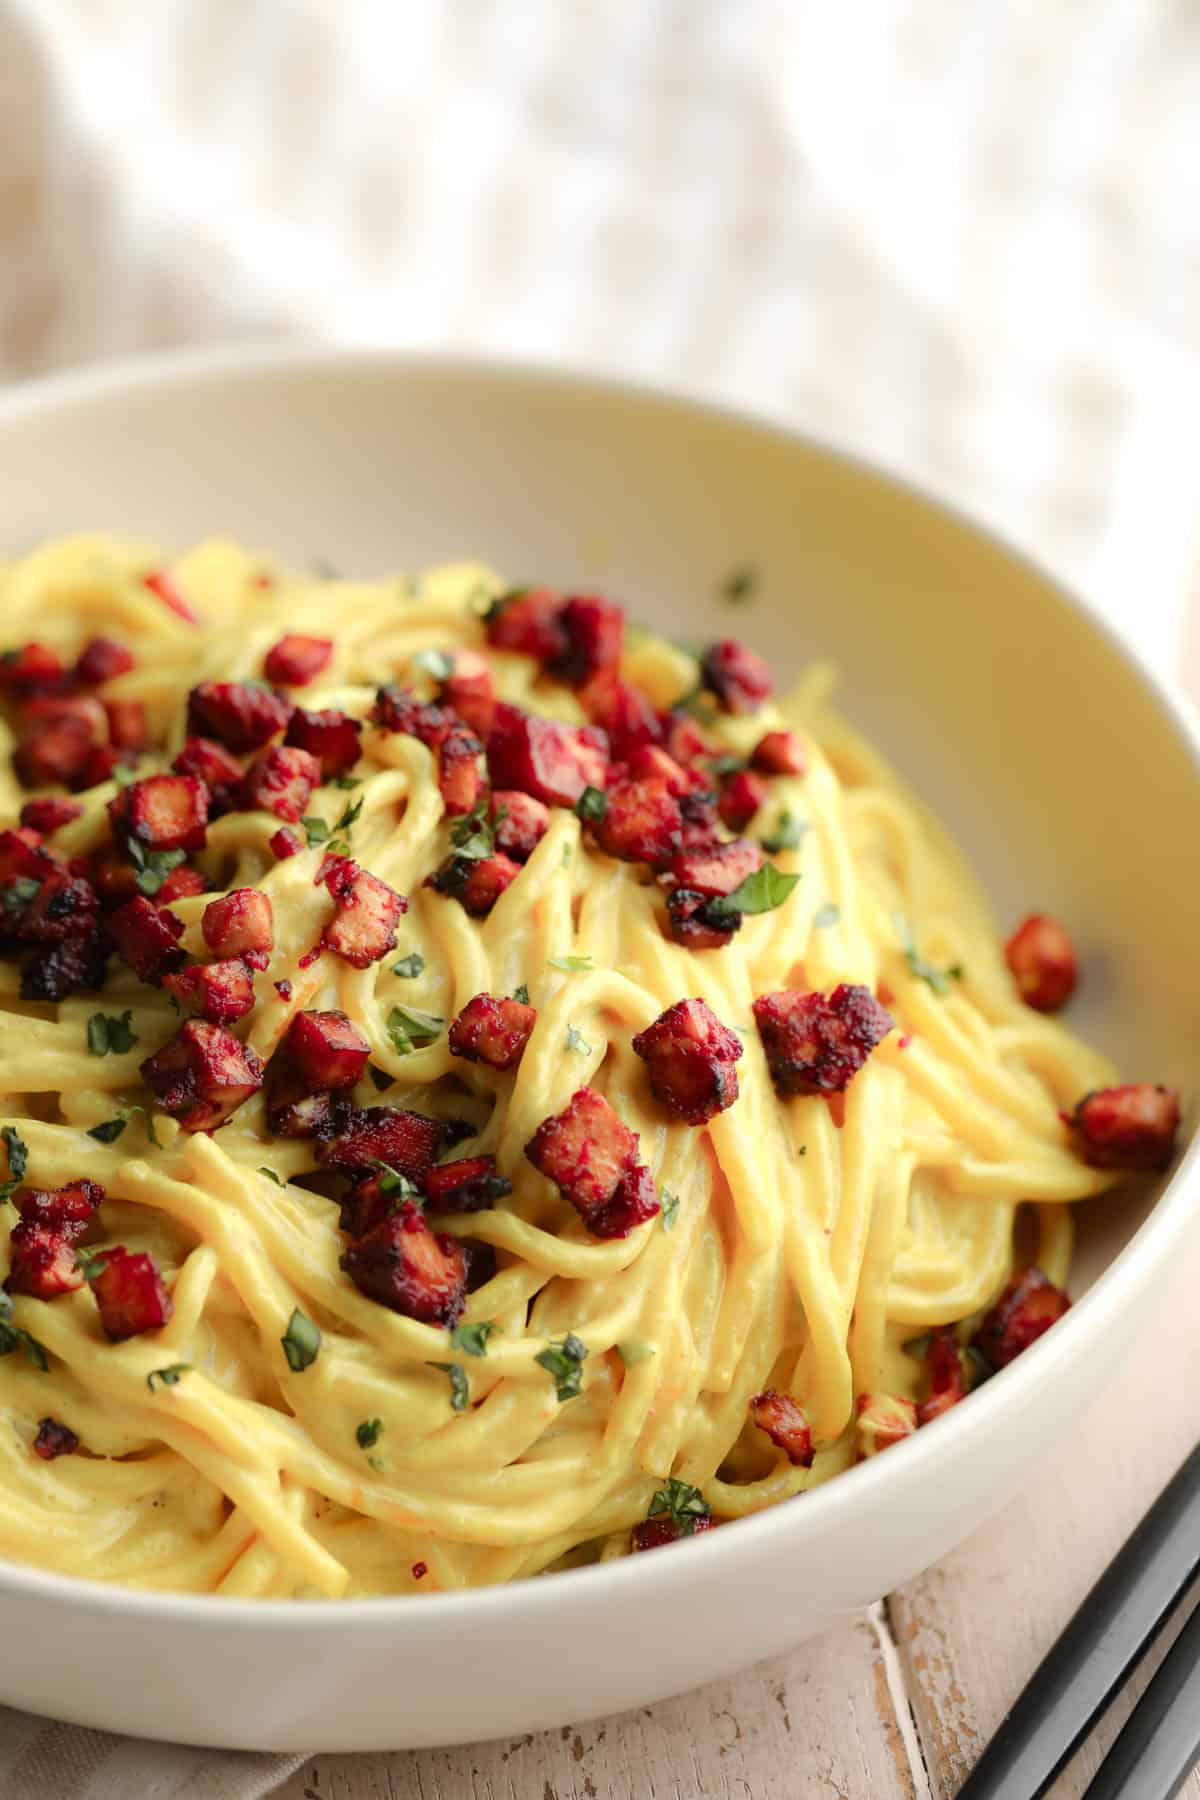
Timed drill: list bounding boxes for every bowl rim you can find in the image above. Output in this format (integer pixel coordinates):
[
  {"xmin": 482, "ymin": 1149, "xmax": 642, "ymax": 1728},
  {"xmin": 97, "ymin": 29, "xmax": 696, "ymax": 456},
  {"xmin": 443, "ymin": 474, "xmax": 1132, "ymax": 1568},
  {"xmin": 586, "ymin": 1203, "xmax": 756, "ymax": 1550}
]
[{"xmin": 0, "ymin": 339, "xmax": 1197, "ymax": 1628}]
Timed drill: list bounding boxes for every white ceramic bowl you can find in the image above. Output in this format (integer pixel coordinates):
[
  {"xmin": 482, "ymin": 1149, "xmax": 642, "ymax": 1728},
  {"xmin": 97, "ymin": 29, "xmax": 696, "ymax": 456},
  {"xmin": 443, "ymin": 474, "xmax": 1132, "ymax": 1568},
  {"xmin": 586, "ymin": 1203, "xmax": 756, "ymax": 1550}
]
[{"xmin": 0, "ymin": 348, "xmax": 1197, "ymax": 1753}]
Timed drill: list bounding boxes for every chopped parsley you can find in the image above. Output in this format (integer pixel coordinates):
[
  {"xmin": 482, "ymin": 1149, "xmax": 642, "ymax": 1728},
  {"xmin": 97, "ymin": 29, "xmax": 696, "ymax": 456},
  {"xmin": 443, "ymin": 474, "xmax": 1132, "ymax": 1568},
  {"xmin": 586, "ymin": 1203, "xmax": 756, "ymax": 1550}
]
[
  {"xmin": 427, "ymin": 1360, "xmax": 469, "ymax": 1411},
  {"xmin": 706, "ymin": 864, "xmax": 800, "ymax": 920},
  {"xmin": 74, "ymin": 1247, "xmax": 106, "ymax": 1283},
  {"xmin": 301, "ymin": 815, "xmax": 349, "ymax": 854},
  {"xmin": 660, "ymin": 1188, "xmax": 680, "ymax": 1231},
  {"xmin": 812, "ymin": 902, "xmax": 841, "ymax": 929},
  {"xmin": 535, "ymin": 1333, "xmax": 588, "ymax": 1402},
  {"xmin": 1, "ymin": 877, "xmax": 40, "ymax": 912},
  {"xmin": 647, "ymin": 1476, "xmax": 711, "ymax": 1533},
  {"xmin": 0, "ymin": 1292, "xmax": 47, "ymax": 1370},
  {"xmin": 565, "ymin": 1025, "xmax": 592, "ymax": 1055},
  {"xmin": 719, "ymin": 565, "xmax": 758, "ymax": 605},
  {"xmin": 356, "ymin": 1417, "xmax": 384, "ymax": 1449},
  {"xmin": 549, "ymin": 954, "xmax": 594, "ymax": 973},
  {"xmin": 371, "ymin": 1160, "xmax": 420, "ymax": 1199},
  {"xmin": 411, "ymin": 648, "xmax": 454, "ymax": 682},
  {"xmin": 894, "ymin": 914, "xmax": 963, "ymax": 996},
  {"xmin": 125, "ymin": 837, "xmax": 186, "ymax": 898},
  {"xmin": 391, "ymin": 952, "xmax": 425, "ymax": 979},
  {"xmin": 449, "ymin": 800, "xmax": 498, "ymax": 862},
  {"xmin": 574, "ymin": 786, "xmax": 608, "ymax": 823},
  {"xmin": 0, "ymin": 1125, "xmax": 28, "ymax": 1203},
  {"xmin": 281, "ymin": 1308, "xmax": 321, "ymax": 1372},
  {"xmin": 386, "ymin": 1004, "xmax": 444, "ymax": 1055},
  {"xmin": 330, "ymin": 774, "xmax": 362, "ymax": 790},
  {"xmin": 86, "ymin": 1010, "xmax": 137, "ymax": 1057},
  {"xmin": 334, "ymin": 795, "xmax": 364, "ymax": 835},
  {"xmin": 709, "ymin": 754, "xmax": 745, "ymax": 778},
  {"xmin": 86, "ymin": 1104, "xmax": 160, "ymax": 1149},
  {"xmin": 258, "ymin": 1167, "xmax": 284, "ymax": 1186},
  {"xmin": 112, "ymin": 761, "xmax": 140, "ymax": 788},
  {"xmin": 146, "ymin": 1364, "xmax": 191, "ymax": 1392},
  {"xmin": 511, "ymin": 983, "xmax": 531, "ymax": 1005},
  {"xmin": 760, "ymin": 811, "xmax": 809, "ymax": 854},
  {"xmin": 450, "ymin": 1320, "xmax": 495, "ymax": 1357}
]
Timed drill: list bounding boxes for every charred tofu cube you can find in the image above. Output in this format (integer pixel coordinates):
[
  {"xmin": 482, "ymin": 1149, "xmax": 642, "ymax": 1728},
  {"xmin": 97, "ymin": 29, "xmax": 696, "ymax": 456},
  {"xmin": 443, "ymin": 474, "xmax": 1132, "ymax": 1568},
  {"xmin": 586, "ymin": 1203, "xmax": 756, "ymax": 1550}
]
[
  {"xmin": 186, "ymin": 680, "xmax": 292, "ymax": 751},
  {"xmin": 340, "ymin": 1202, "xmax": 467, "ymax": 1326},
  {"xmin": 108, "ymin": 896, "xmax": 187, "ymax": 985},
  {"xmin": 448, "ymin": 993, "xmax": 537, "ymax": 1070},
  {"xmin": 241, "ymin": 744, "xmax": 321, "ymax": 822},
  {"xmin": 109, "ymin": 774, "xmax": 209, "ymax": 853},
  {"xmin": 90, "ymin": 1247, "xmax": 173, "ymax": 1340},
  {"xmin": 139, "ymin": 1020, "xmax": 264, "ymax": 1132},
  {"xmin": 631, "ymin": 997, "xmax": 742, "ymax": 1124},
  {"xmin": 284, "ymin": 706, "xmax": 363, "ymax": 776},
  {"xmin": 752, "ymin": 984, "xmax": 894, "ymax": 1097},
  {"xmin": 525, "ymin": 1086, "xmax": 640, "ymax": 1223}
]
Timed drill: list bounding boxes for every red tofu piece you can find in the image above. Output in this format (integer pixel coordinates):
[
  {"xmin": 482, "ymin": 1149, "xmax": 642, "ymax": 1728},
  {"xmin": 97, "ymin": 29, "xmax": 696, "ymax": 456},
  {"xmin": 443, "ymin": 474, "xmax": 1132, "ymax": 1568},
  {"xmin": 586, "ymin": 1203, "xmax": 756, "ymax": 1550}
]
[
  {"xmin": 632, "ymin": 998, "xmax": 743, "ymax": 1124},
  {"xmin": 622, "ymin": 744, "xmax": 701, "ymax": 795},
  {"xmin": 202, "ymin": 888, "xmax": 273, "ymax": 961},
  {"xmin": 241, "ymin": 744, "xmax": 321, "ymax": 823},
  {"xmin": 140, "ymin": 1019, "xmax": 264, "ymax": 1132},
  {"xmin": 337, "ymin": 1173, "xmax": 393, "ymax": 1239},
  {"xmin": 491, "ymin": 790, "xmax": 550, "ymax": 862},
  {"xmin": 78, "ymin": 744, "xmax": 138, "ymax": 790},
  {"xmin": 186, "ymin": 680, "xmax": 292, "ymax": 751},
  {"xmin": 662, "ymin": 711, "xmax": 710, "ymax": 764},
  {"xmin": 163, "ymin": 958, "xmax": 256, "ymax": 1025},
  {"xmin": 109, "ymin": 774, "xmax": 209, "ymax": 853},
  {"xmin": 588, "ymin": 1163, "xmax": 661, "ymax": 1238},
  {"xmin": 14, "ymin": 716, "xmax": 97, "ymax": 788},
  {"xmin": 579, "ymin": 674, "xmax": 664, "ymax": 764},
  {"xmin": 33, "ymin": 1418, "xmax": 80, "ymax": 1460},
  {"xmin": 19, "ymin": 797, "xmax": 83, "ymax": 835},
  {"xmin": 420, "ymin": 1155, "xmax": 512, "ymax": 1214},
  {"xmin": 593, "ymin": 777, "xmax": 682, "ymax": 867},
  {"xmin": 1005, "ymin": 914, "xmax": 1077, "ymax": 1013},
  {"xmin": 484, "ymin": 586, "xmax": 567, "ymax": 661},
  {"xmin": 632, "ymin": 1511, "xmax": 714, "ymax": 1552},
  {"xmin": 0, "ymin": 828, "xmax": 51, "ymax": 887},
  {"xmin": 108, "ymin": 895, "xmax": 187, "ymax": 984},
  {"xmin": 14, "ymin": 868, "xmax": 99, "ymax": 946},
  {"xmin": 104, "ymin": 699, "xmax": 149, "ymax": 752},
  {"xmin": 668, "ymin": 837, "xmax": 763, "ymax": 898},
  {"xmin": 315, "ymin": 1105, "xmax": 443, "ymax": 1176},
  {"xmin": 75, "ymin": 636, "xmax": 136, "ymax": 686},
  {"xmin": 263, "ymin": 634, "xmax": 333, "ymax": 687},
  {"xmin": 370, "ymin": 687, "xmax": 453, "ymax": 748},
  {"xmin": 90, "ymin": 1247, "xmax": 174, "ymax": 1340},
  {"xmin": 665, "ymin": 887, "xmax": 741, "ymax": 951},
  {"xmin": 265, "ymin": 1063, "xmax": 345, "ymax": 1140},
  {"xmin": 172, "ymin": 736, "xmax": 245, "ymax": 815},
  {"xmin": 699, "ymin": 638, "xmax": 773, "ymax": 714},
  {"xmin": 143, "ymin": 569, "xmax": 198, "ymax": 624},
  {"xmin": 318, "ymin": 857, "xmax": 406, "ymax": 967},
  {"xmin": 6, "ymin": 1225, "xmax": 84, "ymax": 1298},
  {"xmin": 11, "ymin": 1180, "xmax": 103, "ymax": 1240},
  {"xmin": 916, "ymin": 1328, "xmax": 967, "ymax": 1427},
  {"xmin": 20, "ymin": 928, "xmax": 108, "ymax": 1002},
  {"xmin": 525, "ymin": 1086, "xmax": 640, "ymax": 1223},
  {"xmin": 270, "ymin": 826, "xmax": 304, "ymax": 859},
  {"xmin": 971, "ymin": 1268, "xmax": 1070, "ymax": 1370},
  {"xmin": 717, "ymin": 768, "xmax": 769, "ymax": 832},
  {"xmin": 750, "ymin": 1390, "xmax": 814, "ymax": 1467},
  {"xmin": 340, "ymin": 1201, "xmax": 467, "ymax": 1326},
  {"xmin": 437, "ymin": 724, "xmax": 484, "ymax": 816},
  {"xmin": 548, "ymin": 595, "xmax": 625, "ymax": 686},
  {"xmin": 438, "ymin": 648, "xmax": 496, "ymax": 737},
  {"xmin": 0, "ymin": 642, "xmax": 66, "ymax": 700},
  {"xmin": 487, "ymin": 703, "xmax": 608, "ymax": 808},
  {"xmin": 284, "ymin": 707, "xmax": 363, "ymax": 776},
  {"xmin": 428, "ymin": 852, "xmax": 521, "ymax": 917},
  {"xmin": 753, "ymin": 984, "xmax": 894, "ymax": 1097},
  {"xmin": 448, "ymin": 993, "xmax": 537, "ymax": 1070},
  {"xmin": 751, "ymin": 729, "xmax": 807, "ymax": 777},
  {"xmin": 156, "ymin": 864, "xmax": 208, "ymax": 904},
  {"xmin": 856, "ymin": 1392, "xmax": 919, "ymax": 1457},
  {"xmin": 284, "ymin": 1009, "xmax": 370, "ymax": 1090},
  {"xmin": 1068, "ymin": 1084, "xmax": 1180, "ymax": 1171}
]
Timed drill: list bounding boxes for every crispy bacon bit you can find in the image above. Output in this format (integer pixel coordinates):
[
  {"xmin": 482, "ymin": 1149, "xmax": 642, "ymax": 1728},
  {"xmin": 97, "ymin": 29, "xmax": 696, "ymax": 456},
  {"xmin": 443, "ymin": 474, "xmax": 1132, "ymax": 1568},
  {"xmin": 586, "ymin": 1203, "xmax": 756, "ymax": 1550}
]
[
  {"xmin": 428, "ymin": 851, "xmax": 521, "ymax": 917},
  {"xmin": 421, "ymin": 1155, "xmax": 513, "ymax": 1214},
  {"xmin": 12, "ymin": 1181, "xmax": 104, "ymax": 1237},
  {"xmin": 284, "ymin": 1009, "xmax": 371, "ymax": 1090},
  {"xmin": 109, "ymin": 774, "xmax": 209, "ymax": 853},
  {"xmin": 14, "ymin": 715, "xmax": 97, "ymax": 788},
  {"xmin": 75, "ymin": 636, "xmax": 135, "ymax": 686},
  {"xmin": 751, "ymin": 730, "xmax": 807, "ymax": 777},
  {"xmin": 7, "ymin": 1181, "xmax": 104, "ymax": 1299},
  {"xmin": 632, "ymin": 1511, "xmax": 714, "ymax": 1552},
  {"xmin": 104, "ymin": 699, "xmax": 149, "ymax": 753},
  {"xmin": 589, "ymin": 1163, "xmax": 661, "ymax": 1238},
  {"xmin": 80, "ymin": 744, "xmax": 138, "ymax": 790},
  {"xmin": 668, "ymin": 837, "xmax": 764, "ymax": 898},
  {"xmin": 484, "ymin": 587, "xmax": 567, "ymax": 662},
  {"xmin": 172, "ymin": 737, "xmax": 244, "ymax": 815},
  {"xmin": 972, "ymin": 1268, "xmax": 1071, "ymax": 1370},
  {"xmin": 592, "ymin": 777, "xmax": 682, "ymax": 866},
  {"xmin": 316, "ymin": 1105, "xmax": 443, "ymax": 1176},
  {"xmin": 718, "ymin": 768, "xmax": 769, "ymax": 832},
  {"xmin": 20, "ymin": 930, "xmax": 108, "ymax": 1002},
  {"xmin": 109, "ymin": 896, "xmax": 187, "ymax": 984},
  {"xmin": 411, "ymin": 1561, "xmax": 428, "ymax": 1580},
  {"xmin": 163, "ymin": 958, "xmax": 256, "ymax": 1025},
  {"xmin": 337, "ymin": 1173, "xmax": 392, "ymax": 1239},
  {"xmin": 340, "ymin": 1201, "xmax": 466, "ymax": 1326},
  {"xmin": 14, "ymin": 868, "xmax": 99, "ymax": 946},
  {"xmin": 143, "ymin": 569, "xmax": 197, "ymax": 624},
  {"xmin": 284, "ymin": 706, "xmax": 363, "ymax": 776},
  {"xmin": 1004, "ymin": 914, "xmax": 1077, "ymax": 1013},
  {"xmin": 750, "ymin": 1390, "xmax": 815, "ymax": 1467},
  {"xmin": 139, "ymin": 1019, "xmax": 264, "ymax": 1132},
  {"xmin": 438, "ymin": 648, "xmax": 496, "ymax": 737},
  {"xmin": 525, "ymin": 1086, "xmax": 640, "ymax": 1225},
  {"xmin": 579, "ymin": 675, "xmax": 664, "ymax": 764},
  {"xmin": 487, "ymin": 703, "xmax": 608, "ymax": 809},
  {"xmin": 19, "ymin": 797, "xmax": 83, "ymax": 835},
  {"xmin": 90, "ymin": 1247, "xmax": 174, "ymax": 1340},
  {"xmin": 753, "ymin": 984, "xmax": 894, "ymax": 1097},
  {"xmin": 0, "ymin": 643, "xmax": 66, "ymax": 699},
  {"xmin": 274, "ymin": 979, "xmax": 293, "ymax": 1001},
  {"xmin": 271, "ymin": 826, "xmax": 303, "ymax": 860},
  {"xmin": 622, "ymin": 744, "xmax": 703, "ymax": 795},
  {"xmin": 33, "ymin": 1418, "xmax": 80, "ymax": 1460},
  {"xmin": 632, "ymin": 998, "xmax": 743, "ymax": 1124},
  {"xmin": 448, "ymin": 993, "xmax": 537, "ymax": 1070},
  {"xmin": 241, "ymin": 744, "xmax": 321, "ymax": 822},
  {"xmin": 916, "ymin": 1327, "xmax": 967, "ymax": 1427},
  {"xmin": 663, "ymin": 711, "xmax": 709, "ymax": 764},
  {"xmin": 370, "ymin": 687, "xmax": 452, "ymax": 748},
  {"xmin": 665, "ymin": 887, "xmax": 741, "ymax": 951},
  {"xmin": 548, "ymin": 595, "xmax": 625, "ymax": 686},
  {"xmin": 855, "ymin": 1393, "xmax": 919, "ymax": 1457},
  {"xmin": 1068, "ymin": 1084, "xmax": 1180, "ymax": 1171},
  {"xmin": 264, "ymin": 1065, "xmax": 344, "ymax": 1140},
  {"xmin": 201, "ymin": 888, "xmax": 274, "ymax": 961},
  {"xmin": 437, "ymin": 723, "xmax": 484, "ymax": 816},
  {"xmin": 700, "ymin": 639, "xmax": 773, "ymax": 714},
  {"xmin": 0, "ymin": 828, "xmax": 49, "ymax": 886},
  {"xmin": 186, "ymin": 681, "xmax": 292, "ymax": 752},
  {"xmin": 156, "ymin": 865, "xmax": 208, "ymax": 905},
  {"xmin": 490, "ymin": 790, "xmax": 550, "ymax": 862},
  {"xmin": 318, "ymin": 858, "xmax": 406, "ymax": 966},
  {"xmin": 264, "ymin": 634, "xmax": 334, "ymax": 687}
]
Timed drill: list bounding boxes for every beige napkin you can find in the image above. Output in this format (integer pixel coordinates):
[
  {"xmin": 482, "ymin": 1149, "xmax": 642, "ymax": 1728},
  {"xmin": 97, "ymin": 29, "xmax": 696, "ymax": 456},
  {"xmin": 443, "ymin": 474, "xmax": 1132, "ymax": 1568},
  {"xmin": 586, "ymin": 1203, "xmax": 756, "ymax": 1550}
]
[{"xmin": 0, "ymin": 1, "xmax": 1197, "ymax": 1793}]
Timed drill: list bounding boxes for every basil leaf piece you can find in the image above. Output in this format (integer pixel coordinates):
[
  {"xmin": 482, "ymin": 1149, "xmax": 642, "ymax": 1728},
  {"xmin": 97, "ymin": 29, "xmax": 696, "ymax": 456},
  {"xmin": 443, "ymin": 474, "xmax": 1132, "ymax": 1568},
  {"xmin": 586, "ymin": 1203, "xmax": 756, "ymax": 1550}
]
[
  {"xmin": 449, "ymin": 801, "xmax": 496, "ymax": 861},
  {"xmin": 258, "ymin": 1167, "xmax": 284, "ymax": 1185},
  {"xmin": 574, "ymin": 786, "xmax": 608, "ymax": 823},
  {"xmin": 125, "ymin": 837, "xmax": 187, "ymax": 897},
  {"xmin": 0, "ymin": 1293, "xmax": 48, "ymax": 1370},
  {"xmin": 87, "ymin": 1118, "xmax": 127, "ymax": 1144},
  {"xmin": 450, "ymin": 1320, "xmax": 495, "ymax": 1358},
  {"xmin": 281, "ymin": 1308, "xmax": 321, "ymax": 1372},
  {"xmin": 706, "ymin": 864, "xmax": 800, "ymax": 920},
  {"xmin": 330, "ymin": 774, "xmax": 362, "ymax": 790},
  {"xmin": 647, "ymin": 1476, "xmax": 711, "ymax": 1532},
  {"xmin": 146, "ymin": 1363, "xmax": 191, "ymax": 1392},
  {"xmin": 760, "ymin": 810, "xmax": 809, "ymax": 854},
  {"xmin": 356, "ymin": 1417, "xmax": 384, "ymax": 1449},
  {"xmin": 427, "ymin": 1360, "xmax": 469, "ymax": 1411},
  {"xmin": 510, "ymin": 983, "xmax": 531, "ymax": 1005},
  {"xmin": 535, "ymin": 1333, "xmax": 588, "ymax": 1403},
  {"xmin": 391, "ymin": 952, "xmax": 425, "ymax": 979},
  {"xmin": 894, "ymin": 913, "xmax": 964, "ymax": 996},
  {"xmin": 386, "ymin": 1004, "xmax": 444, "ymax": 1056},
  {"xmin": 660, "ymin": 1188, "xmax": 680, "ymax": 1231},
  {"xmin": 87, "ymin": 1010, "xmax": 137, "ymax": 1057},
  {"xmin": 301, "ymin": 815, "xmax": 331, "ymax": 847},
  {"xmin": 334, "ymin": 795, "xmax": 364, "ymax": 834},
  {"xmin": 549, "ymin": 955, "xmax": 593, "ymax": 972},
  {"xmin": 370, "ymin": 1160, "xmax": 420, "ymax": 1199},
  {"xmin": 719, "ymin": 565, "xmax": 758, "ymax": 605},
  {"xmin": 1, "ymin": 1125, "xmax": 28, "ymax": 1189},
  {"xmin": 1, "ymin": 877, "xmax": 40, "ymax": 913}
]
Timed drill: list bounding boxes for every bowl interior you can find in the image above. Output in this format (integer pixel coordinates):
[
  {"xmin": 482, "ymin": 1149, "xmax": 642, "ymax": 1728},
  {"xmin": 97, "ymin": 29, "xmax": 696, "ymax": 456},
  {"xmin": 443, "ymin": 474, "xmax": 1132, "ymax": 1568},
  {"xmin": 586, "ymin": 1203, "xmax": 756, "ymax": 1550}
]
[{"xmin": 2, "ymin": 350, "xmax": 1197, "ymax": 1305}]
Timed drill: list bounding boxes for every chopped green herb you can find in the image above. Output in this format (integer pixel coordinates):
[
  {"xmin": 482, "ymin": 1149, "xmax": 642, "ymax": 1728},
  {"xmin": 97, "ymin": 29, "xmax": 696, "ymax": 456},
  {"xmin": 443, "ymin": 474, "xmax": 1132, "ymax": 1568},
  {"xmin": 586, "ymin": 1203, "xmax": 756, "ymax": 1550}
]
[
  {"xmin": 719, "ymin": 565, "xmax": 758, "ymax": 605},
  {"xmin": 574, "ymin": 786, "xmax": 608, "ymax": 823},
  {"xmin": 258, "ymin": 1167, "xmax": 284, "ymax": 1186},
  {"xmin": 334, "ymin": 795, "xmax": 364, "ymax": 835},
  {"xmin": 797, "ymin": 1144, "xmax": 807, "ymax": 1157},
  {"xmin": 281, "ymin": 1308, "xmax": 321, "ymax": 1372},
  {"xmin": 549, "ymin": 954, "xmax": 594, "ymax": 972},
  {"xmin": 391, "ymin": 952, "xmax": 425, "ymax": 979},
  {"xmin": 411, "ymin": 648, "xmax": 454, "ymax": 682},
  {"xmin": 812, "ymin": 902, "xmax": 841, "ymax": 929},
  {"xmin": 146, "ymin": 1364, "xmax": 191, "ymax": 1392},
  {"xmin": 356, "ymin": 1417, "xmax": 384, "ymax": 1449},
  {"xmin": 450, "ymin": 1320, "xmax": 495, "ymax": 1357},
  {"xmin": 112, "ymin": 761, "xmax": 139, "ymax": 789},
  {"xmin": 386, "ymin": 1003, "xmax": 444, "ymax": 1056},
  {"xmin": 74, "ymin": 1247, "xmax": 106, "ymax": 1283},
  {"xmin": 427, "ymin": 1360, "xmax": 469, "ymax": 1411},
  {"xmin": 535, "ymin": 1333, "xmax": 588, "ymax": 1402},
  {"xmin": 709, "ymin": 754, "xmax": 745, "ymax": 778},
  {"xmin": 367, "ymin": 1063, "xmax": 393, "ymax": 1092},
  {"xmin": 330, "ymin": 774, "xmax": 362, "ymax": 790},
  {"xmin": 511, "ymin": 983, "xmax": 531, "ymax": 1005},
  {"xmin": 449, "ymin": 800, "xmax": 498, "ymax": 862},
  {"xmin": 0, "ymin": 1125, "xmax": 28, "ymax": 1203},
  {"xmin": 565, "ymin": 1025, "xmax": 592, "ymax": 1055},
  {"xmin": 125, "ymin": 837, "xmax": 186, "ymax": 897},
  {"xmin": 87, "ymin": 1103, "xmax": 161, "ymax": 1149},
  {"xmin": 0, "ymin": 1292, "xmax": 47, "ymax": 1370},
  {"xmin": 371, "ymin": 1160, "xmax": 420, "ymax": 1199},
  {"xmin": 760, "ymin": 810, "xmax": 809, "ymax": 854},
  {"xmin": 647, "ymin": 1476, "xmax": 711, "ymax": 1533},
  {"xmin": 1, "ymin": 877, "xmax": 40, "ymax": 913},
  {"xmin": 301, "ymin": 815, "xmax": 331, "ymax": 847},
  {"xmin": 894, "ymin": 914, "xmax": 963, "ymax": 996},
  {"xmin": 617, "ymin": 1341, "xmax": 655, "ymax": 1367},
  {"xmin": 660, "ymin": 1188, "xmax": 680, "ymax": 1231},
  {"xmin": 707, "ymin": 864, "xmax": 800, "ymax": 920},
  {"xmin": 87, "ymin": 1010, "xmax": 137, "ymax": 1057}
]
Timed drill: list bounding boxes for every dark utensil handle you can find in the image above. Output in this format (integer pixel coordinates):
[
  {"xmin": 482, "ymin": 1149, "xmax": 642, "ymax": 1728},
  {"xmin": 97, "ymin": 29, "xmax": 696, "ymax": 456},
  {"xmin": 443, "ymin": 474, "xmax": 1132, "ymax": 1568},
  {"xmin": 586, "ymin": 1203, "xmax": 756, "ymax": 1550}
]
[
  {"xmin": 1082, "ymin": 1596, "xmax": 1200, "ymax": 1800},
  {"xmin": 956, "ymin": 1441, "xmax": 1200, "ymax": 1800}
]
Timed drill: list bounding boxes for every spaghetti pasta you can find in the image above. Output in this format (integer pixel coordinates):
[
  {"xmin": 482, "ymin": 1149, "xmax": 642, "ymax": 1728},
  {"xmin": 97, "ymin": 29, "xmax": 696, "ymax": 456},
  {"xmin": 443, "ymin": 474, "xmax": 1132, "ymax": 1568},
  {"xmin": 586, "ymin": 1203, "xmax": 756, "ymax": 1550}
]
[{"xmin": 0, "ymin": 537, "xmax": 1165, "ymax": 1598}]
